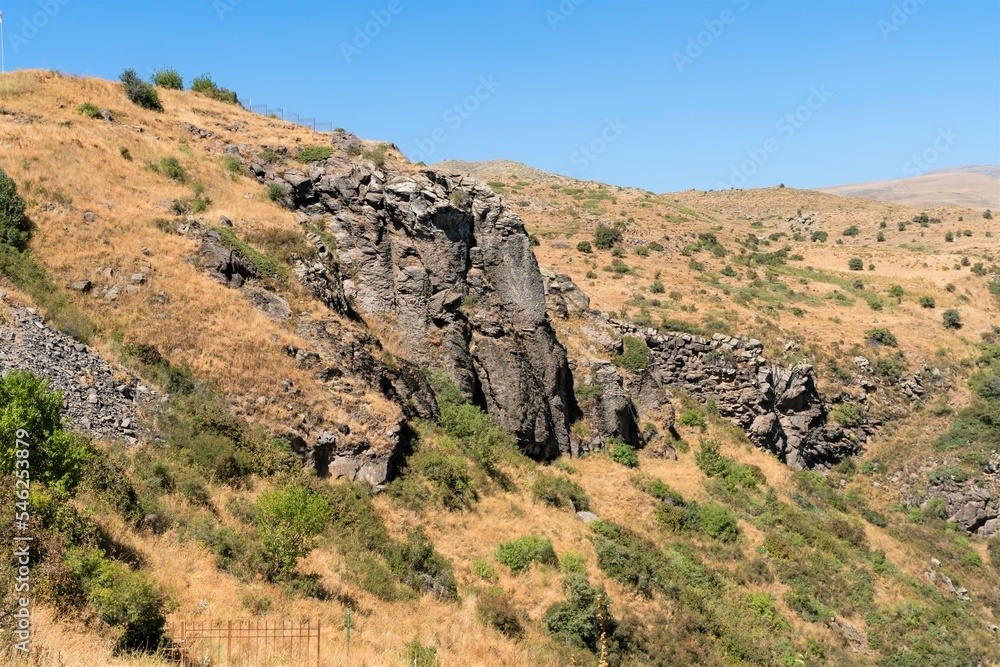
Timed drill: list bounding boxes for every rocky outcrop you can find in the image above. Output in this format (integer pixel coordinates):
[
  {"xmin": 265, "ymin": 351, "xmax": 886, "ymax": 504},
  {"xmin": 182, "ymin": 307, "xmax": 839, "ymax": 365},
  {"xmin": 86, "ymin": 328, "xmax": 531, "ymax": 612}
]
[
  {"xmin": 548, "ymin": 270, "xmax": 860, "ymax": 468},
  {"xmin": 195, "ymin": 229, "xmax": 257, "ymax": 288},
  {"xmin": 898, "ymin": 455, "xmax": 1000, "ymax": 536},
  {"xmin": 251, "ymin": 161, "xmax": 575, "ymax": 460},
  {"xmin": 610, "ymin": 319, "xmax": 861, "ymax": 469},
  {"xmin": 0, "ymin": 306, "xmax": 154, "ymax": 444}
]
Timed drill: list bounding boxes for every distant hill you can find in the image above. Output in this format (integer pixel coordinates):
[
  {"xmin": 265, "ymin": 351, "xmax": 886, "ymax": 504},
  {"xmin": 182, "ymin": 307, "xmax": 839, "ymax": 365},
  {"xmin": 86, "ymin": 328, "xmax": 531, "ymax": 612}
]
[
  {"xmin": 817, "ymin": 166, "xmax": 999, "ymax": 210},
  {"xmin": 431, "ymin": 159, "xmax": 565, "ymax": 182}
]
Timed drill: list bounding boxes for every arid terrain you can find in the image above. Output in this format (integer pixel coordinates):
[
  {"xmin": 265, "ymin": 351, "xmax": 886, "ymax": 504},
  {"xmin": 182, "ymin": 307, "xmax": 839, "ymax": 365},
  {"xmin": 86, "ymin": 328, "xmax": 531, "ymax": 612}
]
[{"xmin": 0, "ymin": 71, "xmax": 998, "ymax": 667}]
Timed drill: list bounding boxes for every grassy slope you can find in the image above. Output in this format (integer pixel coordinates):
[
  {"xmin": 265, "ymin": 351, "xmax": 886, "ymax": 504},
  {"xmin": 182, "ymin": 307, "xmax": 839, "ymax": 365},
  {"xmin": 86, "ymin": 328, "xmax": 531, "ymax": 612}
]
[{"xmin": 0, "ymin": 72, "xmax": 998, "ymax": 666}]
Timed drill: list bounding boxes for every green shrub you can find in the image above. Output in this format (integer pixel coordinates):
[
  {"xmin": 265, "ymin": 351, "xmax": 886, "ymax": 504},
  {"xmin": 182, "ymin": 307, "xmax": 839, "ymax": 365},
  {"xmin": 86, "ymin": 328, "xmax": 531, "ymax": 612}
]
[
  {"xmin": 560, "ymin": 551, "xmax": 588, "ymax": 574},
  {"xmin": 677, "ymin": 409, "xmax": 706, "ymax": 428},
  {"xmin": 476, "ymin": 587, "xmax": 523, "ymax": 637},
  {"xmin": 403, "ymin": 638, "xmax": 439, "ymax": 667},
  {"xmin": 989, "ymin": 538, "xmax": 1000, "ymax": 570},
  {"xmin": 608, "ymin": 439, "xmax": 639, "ymax": 468},
  {"xmin": 119, "ymin": 69, "xmax": 162, "ymax": 111},
  {"xmin": 544, "ymin": 574, "xmax": 626, "ymax": 658},
  {"xmin": 919, "ymin": 295, "xmax": 936, "ymax": 308},
  {"xmin": 362, "ymin": 143, "xmax": 389, "ymax": 168},
  {"xmin": 831, "ymin": 403, "xmax": 862, "ymax": 427},
  {"xmin": 65, "ymin": 547, "xmax": 166, "ymax": 652},
  {"xmin": 390, "ymin": 449, "xmax": 477, "ymax": 511},
  {"xmin": 472, "ymin": 557, "xmax": 498, "ymax": 581},
  {"xmin": 384, "ymin": 528, "xmax": 457, "ymax": 598},
  {"xmin": 874, "ymin": 352, "xmax": 907, "ymax": 381},
  {"xmin": 222, "ymin": 156, "xmax": 244, "ymax": 177},
  {"xmin": 942, "ymin": 309, "xmax": 962, "ymax": 329},
  {"xmin": 119, "ymin": 147, "xmax": 133, "ymax": 161},
  {"xmin": 613, "ymin": 335, "xmax": 649, "ymax": 372},
  {"xmin": 254, "ymin": 484, "xmax": 332, "ymax": 580},
  {"xmin": 866, "ymin": 328, "xmax": 898, "ymax": 347},
  {"xmin": 867, "ymin": 294, "xmax": 884, "ymax": 311},
  {"xmin": 593, "ymin": 223, "xmax": 622, "ymax": 249},
  {"xmin": 576, "ymin": 240, "xmax": 592, "ymax": 253},
  {"xmin": 152, "ymin": 67, "xmax": 183, "ymax": 89},
  {"xmin": 77, "ymin": 102, "xmax": 101, "ymax": 119},
  {"xmin": 190, "ymin": 74, "xmax": 238, "ymax": 104},
  {"xmin": 650, "ymin": 279, "xmax": 665, "ymax": 293},
  {"xmin": 694, "ymin": 502, "xmax": 740, "ymax": 541},
  {"xmin": 211, "ymin": 226, "xmax": 284, "ymax": 279},
  {"xmin": 266, "ymin": 181, "xmax": 288, "ymax": 204},
  {"xmin": 0, "ymin": 372, "xmax": 93, "ymax": 493},
  {"xmin": 296, "ymin": 145, "xmax": 334, "ymax": 163},
  {"xmin": 694, "ymin": 440, "xmax": 765, "ymax": 490},
  {"xmin": 848, "ymin": 257, "xmax": 863, "ymax": 271},
  {"xmin": 157, "ymin": 156, "xmax": 186, "ymax": 183},
  {"xmin": 842, "ymin": 225, "xmax": 860, "ymax": 237},
  {"xmin": 0, "ymin": 167, "xmax": 31, "ymax": 250},
  {"xmin": 532, "ymin": 473, "xmax": 591, "ymax": 511},
  {"xmin": 495, "ymin": 535, "xmax": 558, "ymax": 573},
  {"xmin": 631, "ymin": 473, "xmax": 685, "ymax": 505},
  {"xmin": 888, "ymin": 284, "xmax": 904, "ymax": 299},
  {"xmin": 811, "ymin": 231, "xmax": 828, "ymax": 243}
]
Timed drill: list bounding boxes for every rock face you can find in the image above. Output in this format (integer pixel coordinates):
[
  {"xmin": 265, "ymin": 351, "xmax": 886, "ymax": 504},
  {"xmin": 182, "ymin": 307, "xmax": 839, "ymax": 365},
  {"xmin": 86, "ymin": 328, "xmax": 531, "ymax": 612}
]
[
  {"xmin": 0, "ymin": 306, "xmax": 152, "ymax": 444},
  {"xmin": 608, "ymin": 319, "xmax": 861, "ymax": 469},
  {"xmin": 905, "ymin": 455, "xmax": 1000, "ymax": 536},
  {"xmin": 252, "ymin": 162, "xmax": 574, "ymax": 460}
]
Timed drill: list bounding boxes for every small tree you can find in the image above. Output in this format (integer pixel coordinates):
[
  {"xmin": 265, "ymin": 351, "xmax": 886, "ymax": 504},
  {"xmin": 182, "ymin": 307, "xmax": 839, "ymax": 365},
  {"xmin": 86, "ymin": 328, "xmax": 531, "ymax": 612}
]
[
  {"xmin": 942, "ymin": 309, "xmax": 962, "ymax": 329},
  {"xmin": 255, "ymin": 485, "xmax": 332, "ymax": 580},
  {"xmin": 919, "ymin": 295, "xmax": 936, "ymax": 308},
  {"xmin": 576, "ymin": 240, "xmax": 592, "ymax": 253},
  {"xmin": 985, "ymin": 209, "xmax": 994, "ymax": 220},
  {"xmin": 848, "ymin": 257, "xmax": 864, "ymax": 271},
  {"xmin": 0, "ymin": 167, "xmax": 31, "ymax": 250},
  {"xmin": 944, "ymin": 230, "xmax": 955, "ymax": 242},
  {"xmin": 119, "ymin": 69, "xmax": 162, "ymax": 111},
  {"xmin": 593, "ymin": 223, "xmax": 622, "ymax": 250},
  {"xmin": 888, "ymin": 285, "xmax": 904, "ymax": 300}
]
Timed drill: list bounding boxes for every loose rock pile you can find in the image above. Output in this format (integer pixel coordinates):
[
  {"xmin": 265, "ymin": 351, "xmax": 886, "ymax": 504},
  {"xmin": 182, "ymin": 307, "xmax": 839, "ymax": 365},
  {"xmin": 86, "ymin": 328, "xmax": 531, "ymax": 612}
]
[{"xmin": 0, "ymin": 306, "xmax": 152, "ymax": 444}]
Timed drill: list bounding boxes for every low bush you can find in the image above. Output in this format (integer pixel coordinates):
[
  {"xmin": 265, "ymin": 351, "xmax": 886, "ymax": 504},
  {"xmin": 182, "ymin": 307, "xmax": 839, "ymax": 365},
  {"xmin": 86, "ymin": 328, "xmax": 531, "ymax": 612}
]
[
  {"xmin": 677, "ymin": 409, "xmax": 706, "ymax": 428},
  {"xmin": 614, "ymin": 335, "xmax": 649, "ymax": 372},
  {"xmin": 296, "ymin": 145, "xmax": 334, "ymax": 163},
  {"xmin": 77, "ymin": 102, "xmax": 101, "ymax": 119},
  {"xmin": 0, "ymin": 166, "xmax": 31, "ymax": 250},
  {"xmin": 695, "ymin": 440, "xmax": 765, "ymax": 490},
  {"xmin": 866, "ymin": 328, "xmax": 898, "ymax": 347},
  {"xmin": 532, "ymin": 473, "xmax": 591, "ymax": 511},
  {"xmin": 119, "ymin": 69, "xmax": 162, "ymax": 111},
  {"xmin": 495, "ymin": 535, "xmax": 558, "ymax": 573},
  {"xmin": 594, "ymin": 223, "xmax": 622, "ymax": 249},
  {"xmin": 0, "ymin": 371, "xmax": 93, "ymax": 493},
  {"xmin": 942, "ymin": 309, "xmax": 962, "ymax": 329},
  {"xmin": 831, "ymin": 403, "xmax": 862, "ymax": 427},
  {"xmin": 152, "ymin": 67, "xmax": 183, "ymax": 89},
  {"xmin": 477, "ymin": 587, "xmax": 523, "ymax": 637},
  {"xmin": 848, "ymin": 257, "xmax": 864, "ymax": 271},
  {"xmin": 545, "ymin": 574, "xmax": 627, "ymax": 659},
  {"xmin": 64, "ymin": 547, "xmax": 166, "ymax": 652},
  {"xmin": 156, "ymin": 156, "xmax": 187, "ymax": 183},
  {"xmin": 576, "ymin": 240, "xmax": 592, "ymax": 253},
  {"xmin": 190, "ymin": 74, "xmax": 238, "ymax": 104},
  {"xmin": 362, "ymin": 143, "xmax": 389, "ymax": 168},
  {"xmin": 608, "ymin": 438, "xmax": 639, "ymax": 468},
  {"xmin": 919, "ymin": 295, "xmax": 936, "ymax": 308}
]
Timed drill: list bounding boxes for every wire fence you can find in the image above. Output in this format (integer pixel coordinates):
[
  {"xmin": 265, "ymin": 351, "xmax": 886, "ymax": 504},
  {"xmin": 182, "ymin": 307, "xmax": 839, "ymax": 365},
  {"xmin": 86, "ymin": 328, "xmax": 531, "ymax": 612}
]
[
  {"xmin": 166, "ymin": 619, "xmax": 321, "ymax": 667},
  {"xmin": 248, "ymin": 103, "xmax": 335, "ymax": 133}
]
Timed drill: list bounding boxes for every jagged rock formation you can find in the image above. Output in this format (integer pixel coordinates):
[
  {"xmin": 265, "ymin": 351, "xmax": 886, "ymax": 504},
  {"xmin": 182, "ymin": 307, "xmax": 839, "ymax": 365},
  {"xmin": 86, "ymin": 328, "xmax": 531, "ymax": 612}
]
[
  {"xmin": 251, "ymin": 160, "xmax": 575, "ymax": 460},
  {"xmin": 897, "ymin": 455, "xmax": 1000, "ymax": 537},
  {"xmin": 545, "ymin": 274, "xmax": 862, "ymax": 469},
  {"xmin": 0, "ymin": 305, "xmax": 152, "ymax": 444}
]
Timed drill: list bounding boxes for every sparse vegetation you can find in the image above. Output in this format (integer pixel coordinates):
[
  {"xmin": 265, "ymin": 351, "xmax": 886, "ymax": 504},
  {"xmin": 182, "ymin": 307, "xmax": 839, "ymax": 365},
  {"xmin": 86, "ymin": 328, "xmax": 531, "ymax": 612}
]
[
  {"xmin": 190, "ymin": 73, "xmax": 239, "ymax": 104},
  {"xmin": 152, "ymin": 67, "xmax": 183, "ymax": 89},
  {"xmin": 119, "ymin": 68, "xmax": 162, "ymax": 111}
]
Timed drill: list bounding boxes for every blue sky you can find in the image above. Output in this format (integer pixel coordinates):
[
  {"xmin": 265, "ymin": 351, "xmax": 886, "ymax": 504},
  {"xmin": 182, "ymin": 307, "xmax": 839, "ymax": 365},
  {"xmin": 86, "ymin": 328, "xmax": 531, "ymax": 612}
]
[{"xmin": 5, "ymin": 0, "xmax": 999, "ymax": 192}]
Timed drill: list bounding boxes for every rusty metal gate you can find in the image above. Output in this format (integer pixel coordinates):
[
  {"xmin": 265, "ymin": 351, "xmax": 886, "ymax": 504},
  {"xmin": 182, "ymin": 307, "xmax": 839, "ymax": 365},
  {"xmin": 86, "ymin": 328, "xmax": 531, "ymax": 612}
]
[{"xmin": 168, "ymin": 619, "xmax": 321, "ymax": 666}]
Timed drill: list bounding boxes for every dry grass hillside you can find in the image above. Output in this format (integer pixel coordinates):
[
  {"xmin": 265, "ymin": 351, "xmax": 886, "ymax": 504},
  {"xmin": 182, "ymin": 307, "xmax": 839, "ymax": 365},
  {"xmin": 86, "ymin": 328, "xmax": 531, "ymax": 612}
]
[{"xmin": 0, "ymin": 72, "xmax": 999, "ymax": 666}]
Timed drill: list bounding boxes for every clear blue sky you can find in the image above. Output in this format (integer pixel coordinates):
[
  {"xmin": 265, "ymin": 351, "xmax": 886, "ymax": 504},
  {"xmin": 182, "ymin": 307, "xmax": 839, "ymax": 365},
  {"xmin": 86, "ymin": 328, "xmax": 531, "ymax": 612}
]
[{"xmin": 6, "ymin": 0, "xmax": 999, "ymax": 192}]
